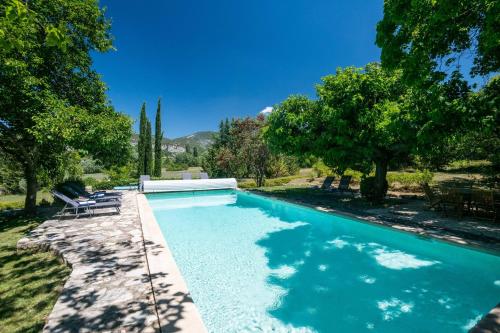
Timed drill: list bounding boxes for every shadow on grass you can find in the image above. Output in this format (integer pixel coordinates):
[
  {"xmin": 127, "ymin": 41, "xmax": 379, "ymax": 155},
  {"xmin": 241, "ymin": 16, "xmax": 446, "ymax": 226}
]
[{"xmin": 0, "ymin": 213, "xmax": 70, "ymax": 333}]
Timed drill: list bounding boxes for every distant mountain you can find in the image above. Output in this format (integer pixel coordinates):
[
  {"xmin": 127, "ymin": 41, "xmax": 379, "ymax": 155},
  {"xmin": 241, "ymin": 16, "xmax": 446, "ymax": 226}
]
[{"xmin": 131, "ymin": 131, "xmax": 216, "ymax": 153}]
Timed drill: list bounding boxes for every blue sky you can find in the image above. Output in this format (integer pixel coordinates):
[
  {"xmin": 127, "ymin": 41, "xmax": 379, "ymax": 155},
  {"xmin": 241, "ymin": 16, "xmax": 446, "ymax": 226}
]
[{"xmin": 93, "ymin": 0, "xmax": 383, "ymax": 138}]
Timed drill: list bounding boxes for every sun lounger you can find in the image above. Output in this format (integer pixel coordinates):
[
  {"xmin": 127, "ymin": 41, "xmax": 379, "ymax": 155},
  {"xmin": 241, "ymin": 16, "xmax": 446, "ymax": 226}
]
[
  {"xmin": 422, "ymin": 183, "xmax": 442, "ymax": 210},
  {"xmin": 52, "ymin": 190, "xmax": 121, "ymax": 218},
  {"xmin": 67, "ymin": 183, "xmax": 122, "ymax": 198},
  {"xmin": 63, "ymin": 185, "xmax": 121, "ymax": 202},
  {"xmin": 181, "ymin": 172, "xmax": 192, "ymax": 180},
  {"xmin": 337, "ymin": 175, "xmax": 353, "ymax": 194},
  {"xmin": 320, "ymin": 176, "xmax": 335, "ymax": 190},
  {"xmin": 200, "ymin": 172, "xmax": 209, "ymax": 179}
]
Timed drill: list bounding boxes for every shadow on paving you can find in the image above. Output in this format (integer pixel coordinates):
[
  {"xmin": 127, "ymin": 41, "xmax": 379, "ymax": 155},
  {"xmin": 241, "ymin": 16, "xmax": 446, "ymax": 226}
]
[{"xmin": 12, "ymin": 191, "xmax": 196, "ymax": 333}]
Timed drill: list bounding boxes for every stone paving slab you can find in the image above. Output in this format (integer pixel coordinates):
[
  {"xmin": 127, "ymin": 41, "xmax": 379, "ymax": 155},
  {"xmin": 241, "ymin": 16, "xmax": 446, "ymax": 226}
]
[{"xmin": 17, "ymin": 191, "xmax": 159, "ymax": 333}]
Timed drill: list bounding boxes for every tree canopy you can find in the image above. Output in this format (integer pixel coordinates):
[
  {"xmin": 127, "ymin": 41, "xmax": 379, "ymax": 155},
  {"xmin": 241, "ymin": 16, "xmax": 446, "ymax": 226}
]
[
  {"xmin": 376, "ymin": 0, "xmax": 500, "ymax": 82},
  {"xmin": 0, "ymin": 0, "xmax": 132, "ymax": 213},
  {"xmin": 203, "ymin": 116, "xmax": 298, "ymax": 186},
  {"xmin": 266, "ymin": 63, "xmax": 475, "ymax": 200}
]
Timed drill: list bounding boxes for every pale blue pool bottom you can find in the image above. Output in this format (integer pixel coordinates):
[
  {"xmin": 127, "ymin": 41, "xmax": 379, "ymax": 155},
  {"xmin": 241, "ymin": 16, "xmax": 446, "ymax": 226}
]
[{"xmin": 147, "ymin": 190, "xmax": 500, "ymax": 333}]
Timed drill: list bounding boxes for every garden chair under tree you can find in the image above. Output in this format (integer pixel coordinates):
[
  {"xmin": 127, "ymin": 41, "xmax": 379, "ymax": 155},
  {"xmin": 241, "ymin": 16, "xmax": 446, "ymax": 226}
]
[
  {"xmin": 422, "ymin": 183, "xmax": 442, "ymax": 210},
  {"xmin": 64, "ymin": 184, "xmax": 121, "ymax": 202},
  {"xmin": 320, "ymin": 176, "xmax": 335, "ymax": 190},
  {"xmin": 337, "ymin": 175, "xmax": 353, "ymax": 194},
  {"xmin": 441, "ymin": 188, "xmax": 464, "ymax": 218},
  {"xmin": 52, "ymin": 191, "xmax": 121, "ymax": 218},
  {"xmin": 472, "ymin": 189, "xmax": 495, "ymax": 218}
]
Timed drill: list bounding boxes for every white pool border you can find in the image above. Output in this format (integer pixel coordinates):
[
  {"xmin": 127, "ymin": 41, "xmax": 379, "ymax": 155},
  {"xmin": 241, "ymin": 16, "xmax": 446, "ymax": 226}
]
[{"xmin": 137, "ymin": 193, "xmax": 207, "ymax": 333}]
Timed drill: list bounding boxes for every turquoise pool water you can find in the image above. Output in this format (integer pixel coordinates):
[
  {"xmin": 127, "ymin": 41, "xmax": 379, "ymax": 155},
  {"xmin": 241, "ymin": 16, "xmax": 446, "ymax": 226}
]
[{"xmin": 147, "ymin": 190, "xmax": 500, "ymax": 333}]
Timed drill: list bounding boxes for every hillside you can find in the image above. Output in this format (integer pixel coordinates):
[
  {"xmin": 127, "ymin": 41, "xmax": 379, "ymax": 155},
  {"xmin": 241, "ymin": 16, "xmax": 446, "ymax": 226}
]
[{"xmin": 131, "ymin": 131, "xmax": 216, "ymax": 153}]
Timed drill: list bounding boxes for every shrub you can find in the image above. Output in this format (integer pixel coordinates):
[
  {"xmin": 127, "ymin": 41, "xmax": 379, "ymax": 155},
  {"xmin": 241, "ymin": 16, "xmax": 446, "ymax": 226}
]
[
  {"xmin": 360, "ymin": 176, "xmax": 388, "ymax": 202},
  {"xmin": 238, "ymin": 180, "xmax": 257, "ymax": 188},
  {"xmin": 92, "ymin": 179, "xmax": 136, "ymax": 190},
  {"xmin": 83, "ymin": 177, "xmax": 99, "ymax": 187},
  {"xmin": 238, "ymin": 175, "xmax": 301, "ymax": 189},
  {"xmin": 0, "ymin": 201, "xmax": 24, "ymax": 211},
  {"xmin": 312, "ymin": 160, "xmax": 332, "ymax": 177},
  {"xmin": 386, "ymin": 170, "xmax": 433, "ymax": 190},
  {"xmin": 343, "ymin": 169, "xmax": 363, "ymax": 182},
  {"xmin": 81, "ymin": 157, "xmax": 103, "ymax": 174}
]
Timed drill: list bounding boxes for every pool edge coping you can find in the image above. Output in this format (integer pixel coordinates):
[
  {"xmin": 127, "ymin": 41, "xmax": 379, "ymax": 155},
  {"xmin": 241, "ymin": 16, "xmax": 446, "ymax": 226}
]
[
  {"xmin": 243, "ymin": 189, "xmax": 500, "ymax": 256},
  {"xmin": 137, "ymin": 193, "xmax": 208, "ymax": 333}
]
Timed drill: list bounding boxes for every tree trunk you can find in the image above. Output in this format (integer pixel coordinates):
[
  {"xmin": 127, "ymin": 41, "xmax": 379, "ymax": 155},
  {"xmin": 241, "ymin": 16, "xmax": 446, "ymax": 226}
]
[
  {"xmin": 374, "ymin": 159, "xmax": 388, "ymax": 199},
  {"xmin": 24, "ymin": 164, "xmax": 38, "ymax": 215}
]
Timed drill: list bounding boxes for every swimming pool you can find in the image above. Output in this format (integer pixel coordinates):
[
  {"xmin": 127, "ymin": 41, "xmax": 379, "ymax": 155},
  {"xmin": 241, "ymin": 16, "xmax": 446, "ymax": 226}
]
[{"xmin": 147, "ymin": 190, "xmax": 500, "ymax": 333}]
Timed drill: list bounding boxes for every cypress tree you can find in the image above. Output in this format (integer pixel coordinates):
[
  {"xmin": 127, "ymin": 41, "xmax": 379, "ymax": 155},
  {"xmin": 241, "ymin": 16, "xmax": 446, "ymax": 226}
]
[
  {"xmin": 137, "ymin": 102, "xmax": 147, "ymax": 176},
  {"xmin": 154, "ymin": 98, "xmax": 163, "ymax": 177},
  {"xmin": 144, "ymin": 120, "xmax": 153, "ymax": 175}
]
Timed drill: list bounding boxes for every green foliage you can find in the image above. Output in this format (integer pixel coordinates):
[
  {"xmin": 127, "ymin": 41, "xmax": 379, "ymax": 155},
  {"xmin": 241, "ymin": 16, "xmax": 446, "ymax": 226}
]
[
  {"xmin": 81, "ymin": 157, "xmax": 103, "ymax": 174},
  {"xmin": 312, "ymin": 160, "xmax": 333, "ymax": 177},
  {"xmin": 0, "ymin": 152, "xmax": 24, "ymax": 194},
  {"xmin": 0, "ymin": 200, "xmax": 24, "ymax": 211},
  {"xmin": 0, "ymin": 191, "xmax": 53, "ymax": 211},
  {"xmin": 238, "ymin": 175, "xmax": 302, "ymax": 189},
  {"xmin": 83, "ymin": 176, "xmax": 99, "ymax": 188},
  {"xmin": 137, "ymin": 103, "xmax": 147, "ymax": 176},
  {"xmin": 204, "ymin": 116, "xmax": 299, "ymax": 186},
  {"xmin": 165, "ymin": 160, "xmax": 189, "ymax": 171},
  {"xmin": 343, "ymin": 169, "xmax": 364, "ymax": 182},
  {"xmin": 180, "ymin": 153, "xmax": 200, "ymax": 167},
  {"xmin": 386, "ymin": 170, "xmax": 433, "ymax": 188},
  {"xmin": 204, "ymin": 117, "xmax": 270, "ymax": 186},
  {"xmin": 0, "ymin": 0, "xmax": 131, "ymax": 213},
  {"xmin": 267, "ymin": 64, "xmax": 409, "ymax": 200},
  {"xmin": 144, "ymin": 120, "xmax": 153, "ymax": 176},
  {"xmin": 376, "ymin": 0, "xmax": 500, "ymax": 82},
  {"xmin": 266, "ymin": 154, "xmax": 300, "ymax": 178},
  {"xmin": 360, "ymin": 176, "xmax": 388, "ymax": 202},
  {"xmin": 154, "ymin": 98, "xmax": 163, "ymax": 177},
  {"xmin": 91, "ymin": 179, "xmax": 135, "ymax": 190},
  {"xmin": 267, "ymin": 64, "xmax": 407, "ymax": 175},
  {"xmin": 85, "ymin": 165, "xmax": 135, "ymax": 190}
]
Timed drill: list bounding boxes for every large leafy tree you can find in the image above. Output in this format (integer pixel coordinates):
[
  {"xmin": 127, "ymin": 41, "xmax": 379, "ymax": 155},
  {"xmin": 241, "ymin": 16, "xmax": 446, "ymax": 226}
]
[
  {"xmin": 267, "ymin": 64, "xmax": 409, "ymax": 199},
  {"xmin": 204, "ymin": 116, "xmax": 297, "ymax": 186},
  {"xmin": 266, "ymin": 63, "xmax": 473, "ymax": 200},
  {"xmin": 154, "ymin": 98, "xmax": 163, "ymax": 177},
  {"xmin": 0, "ymin": 0, "xmax": 132, "ymax": 213},
  {"xmin": 376, "ymin": 0, "xmax": 499, "ymax": 82}
]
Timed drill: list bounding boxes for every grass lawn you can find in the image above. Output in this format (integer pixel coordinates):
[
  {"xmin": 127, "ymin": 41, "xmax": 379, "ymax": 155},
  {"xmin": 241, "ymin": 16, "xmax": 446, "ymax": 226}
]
[
  {"xmin": 161, "ymin": 166, "xmax": 203, "ymax": 179},
  {"xmin": 0, "ymin": 214, "xmax": 70, "ymax": 333},
  {"xmin": 0, "ymin": 191, "xmax": 53, "ymax": 211}
]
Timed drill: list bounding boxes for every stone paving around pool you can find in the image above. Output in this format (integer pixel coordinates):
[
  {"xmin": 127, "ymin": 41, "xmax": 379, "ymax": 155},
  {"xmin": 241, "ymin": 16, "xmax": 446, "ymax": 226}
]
[{"xmin": 17, "ymin": 191, "xmax": 160, "ymax": 333}]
